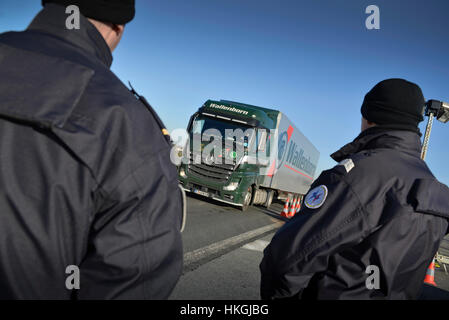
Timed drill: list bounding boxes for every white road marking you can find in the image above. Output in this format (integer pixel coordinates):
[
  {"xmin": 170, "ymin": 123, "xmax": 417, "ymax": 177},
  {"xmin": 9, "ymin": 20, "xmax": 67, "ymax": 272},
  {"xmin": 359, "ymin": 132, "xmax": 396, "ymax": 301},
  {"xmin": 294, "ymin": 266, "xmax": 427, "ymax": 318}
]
[
  {"xmin": 183, "ymin": 223, "xmax": 280, "ymax": 271},
  {"xmin": 242, "ymin": 239, "xmax": 270, "ymax": 252}
]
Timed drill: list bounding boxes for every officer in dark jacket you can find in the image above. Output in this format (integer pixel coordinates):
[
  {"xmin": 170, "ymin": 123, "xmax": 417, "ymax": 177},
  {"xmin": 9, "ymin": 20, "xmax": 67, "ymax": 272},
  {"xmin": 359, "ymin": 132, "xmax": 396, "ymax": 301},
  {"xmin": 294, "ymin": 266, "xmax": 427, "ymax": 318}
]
[
  {"xmin": 0, "ymin": 1, "xmax": 183, "ymax": 299},
  {"xmin": 260, "ymin": 79, "xmax": 449, "ymax": 299}
]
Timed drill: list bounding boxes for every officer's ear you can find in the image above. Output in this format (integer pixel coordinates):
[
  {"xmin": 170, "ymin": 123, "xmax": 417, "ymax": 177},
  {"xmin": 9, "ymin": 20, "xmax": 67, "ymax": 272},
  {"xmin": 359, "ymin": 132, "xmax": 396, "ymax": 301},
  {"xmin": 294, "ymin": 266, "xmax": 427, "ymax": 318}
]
[
  {"xmin": 361, "ymin": 117, "xmax": 377, "ymax": 132},
  {"xmin": 109, "ymin": 24, "xmax": 125, "ymax": 51},
  {"xmin": 88, "ymin": 18, "xmax": 125, "ymax": 52},
  {"xmin": 111, "ymin": 24, "xmax": 125, "ymax": 37}
]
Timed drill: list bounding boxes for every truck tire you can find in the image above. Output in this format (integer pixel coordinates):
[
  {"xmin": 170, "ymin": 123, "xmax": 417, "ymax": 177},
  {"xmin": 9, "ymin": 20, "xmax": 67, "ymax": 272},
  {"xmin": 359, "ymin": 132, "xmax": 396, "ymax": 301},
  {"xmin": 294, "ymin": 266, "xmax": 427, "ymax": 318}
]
[
  {"xmin": 241, "ymin": 186, "xmax": 253, "ymax": 212},
  {"xmin": 264, "ymin": 190, "xmax": 274, "ymax": 209}
]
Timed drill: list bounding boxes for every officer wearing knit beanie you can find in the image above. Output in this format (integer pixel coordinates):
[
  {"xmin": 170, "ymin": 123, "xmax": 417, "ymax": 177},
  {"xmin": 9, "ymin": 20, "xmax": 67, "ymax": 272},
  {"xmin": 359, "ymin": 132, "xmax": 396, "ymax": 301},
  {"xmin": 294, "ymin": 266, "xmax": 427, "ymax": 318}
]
[
  {"xmin": 361, "ymin": 78, "xmax": 426, "ymax": 134},
  {"xmin": 41, "ymin": 0, "xmax": 135, "ymax": 53},
  {"xmin": 42, "ymin": 0, "xmax": 135, "ymax": 25},
  {"xmin": 0, "ymin": 1, "xmax": 184, "ymax": 299},
  {"xmin": 261, "ymin": 78, "xmax": 449, "ymax": 300}
]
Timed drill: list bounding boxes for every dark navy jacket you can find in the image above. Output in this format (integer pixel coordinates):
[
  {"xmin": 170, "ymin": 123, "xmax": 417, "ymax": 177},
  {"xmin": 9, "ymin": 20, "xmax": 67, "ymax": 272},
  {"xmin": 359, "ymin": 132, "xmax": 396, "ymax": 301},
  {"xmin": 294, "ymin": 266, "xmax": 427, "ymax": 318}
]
[
  {"xmin": 0, "ymin": 4, "xmax": 183, "ymax": 299},
  {"xmin": 260, "ymin": 127, "xmax": 449, "ymax": 299}
]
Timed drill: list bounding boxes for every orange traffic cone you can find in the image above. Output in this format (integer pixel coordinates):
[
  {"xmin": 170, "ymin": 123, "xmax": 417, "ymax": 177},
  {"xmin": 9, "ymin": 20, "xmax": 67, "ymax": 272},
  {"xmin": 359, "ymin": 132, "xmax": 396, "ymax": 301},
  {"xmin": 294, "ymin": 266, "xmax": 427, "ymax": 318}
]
[
  {"xmin": 423, "ymin": 258, "xmax": 437, "ymax": 286},
  {"xmin": 280, "ymin": 198, "xmax": 290, "ymax": 218},
  {"xmin": 295, "ymin": 197, "xmax": 301, "ymax": 213},
  {"xmin": 289, "ymin": 197, "xmax": 297, "ymax": 218}
]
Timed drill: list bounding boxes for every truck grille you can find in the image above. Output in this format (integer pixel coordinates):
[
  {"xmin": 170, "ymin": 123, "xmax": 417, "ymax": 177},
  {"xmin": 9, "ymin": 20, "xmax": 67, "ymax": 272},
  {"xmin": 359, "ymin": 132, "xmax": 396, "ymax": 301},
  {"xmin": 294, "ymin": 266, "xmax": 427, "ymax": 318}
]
[{"xmin": 188, "ymin": 154, "xmax": 235, "ymax": 183}]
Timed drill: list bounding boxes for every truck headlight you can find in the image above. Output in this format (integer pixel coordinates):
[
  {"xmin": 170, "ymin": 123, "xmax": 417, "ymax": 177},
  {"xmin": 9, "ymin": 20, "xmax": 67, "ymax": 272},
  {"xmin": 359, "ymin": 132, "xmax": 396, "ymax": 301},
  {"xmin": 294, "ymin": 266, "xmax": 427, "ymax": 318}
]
[
  {"xmin": 179, "ymin": 168, "xmax": 187, "ymax": 178},
  {"xmin": 223, "ymin": 181, "xmax": 239, "ymax": 191}
]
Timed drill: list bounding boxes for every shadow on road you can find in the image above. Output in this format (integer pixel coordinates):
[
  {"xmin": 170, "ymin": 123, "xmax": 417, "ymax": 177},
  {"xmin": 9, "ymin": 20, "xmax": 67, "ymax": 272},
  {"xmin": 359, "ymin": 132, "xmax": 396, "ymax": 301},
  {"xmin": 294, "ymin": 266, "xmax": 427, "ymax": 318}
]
[
  {"xmin": 259, "ymin": 206, "xmax": 290, "ymax": 222},
  {"xmin": 186, "ymin": 192, "xmax": 289, "ymax": 222}
]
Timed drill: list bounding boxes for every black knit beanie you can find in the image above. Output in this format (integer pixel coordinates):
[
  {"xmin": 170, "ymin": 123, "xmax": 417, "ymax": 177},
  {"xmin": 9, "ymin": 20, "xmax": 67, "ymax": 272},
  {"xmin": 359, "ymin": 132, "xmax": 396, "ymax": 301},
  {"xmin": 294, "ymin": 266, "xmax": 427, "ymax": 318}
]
[
  {"xmin": 42, "ymin": 0, "xmax": 135, "ymax": 25},
  {"xmin": 361, "ymin": 79, "xmax": 425, "ymax": 132}
]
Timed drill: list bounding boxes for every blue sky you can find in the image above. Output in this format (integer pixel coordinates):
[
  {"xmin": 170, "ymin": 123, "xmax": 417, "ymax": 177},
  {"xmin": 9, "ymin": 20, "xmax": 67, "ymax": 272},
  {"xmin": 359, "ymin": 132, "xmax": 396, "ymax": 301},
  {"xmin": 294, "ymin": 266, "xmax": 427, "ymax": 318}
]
[{"xmin": 1, "ymin": 0, "xmax": 448, "ymax": 184}]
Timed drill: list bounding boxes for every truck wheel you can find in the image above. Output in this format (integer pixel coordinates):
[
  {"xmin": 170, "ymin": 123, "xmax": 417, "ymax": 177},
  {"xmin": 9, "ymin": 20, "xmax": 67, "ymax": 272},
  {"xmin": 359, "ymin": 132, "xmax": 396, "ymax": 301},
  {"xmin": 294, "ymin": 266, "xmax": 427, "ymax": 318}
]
[
  {"xmin": 264, "ymin": 190, "xmax": 274, "ymax": 209},
  {"xmin": 241, "ymin": 186, "xmax": 253, "ymax": 212}
]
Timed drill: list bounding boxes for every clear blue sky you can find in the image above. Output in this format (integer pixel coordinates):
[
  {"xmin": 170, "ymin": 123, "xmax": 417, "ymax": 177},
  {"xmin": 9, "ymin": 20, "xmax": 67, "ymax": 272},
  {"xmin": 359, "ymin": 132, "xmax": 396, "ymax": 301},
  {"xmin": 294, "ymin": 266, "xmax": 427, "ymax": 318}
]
[{"xmin": 1, "ymin": 1, "xmax": 448, "ymax": 184}]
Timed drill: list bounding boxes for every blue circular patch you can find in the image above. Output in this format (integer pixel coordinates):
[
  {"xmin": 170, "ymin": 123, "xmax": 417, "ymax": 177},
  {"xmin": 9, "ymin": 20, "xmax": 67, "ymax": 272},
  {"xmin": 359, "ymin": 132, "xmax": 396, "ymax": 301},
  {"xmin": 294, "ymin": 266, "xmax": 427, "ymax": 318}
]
[{"xmin": 304, "ymin": 185, "xmax": 328, "ymax": 209}]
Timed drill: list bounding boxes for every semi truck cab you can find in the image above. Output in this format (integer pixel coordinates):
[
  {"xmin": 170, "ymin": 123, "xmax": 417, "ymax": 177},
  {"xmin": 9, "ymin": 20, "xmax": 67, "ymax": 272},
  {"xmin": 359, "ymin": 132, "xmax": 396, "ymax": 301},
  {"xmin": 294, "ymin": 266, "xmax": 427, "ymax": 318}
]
[{"xmin": 178, "ymin": 100, "xmax": 319, "ymax": 211}]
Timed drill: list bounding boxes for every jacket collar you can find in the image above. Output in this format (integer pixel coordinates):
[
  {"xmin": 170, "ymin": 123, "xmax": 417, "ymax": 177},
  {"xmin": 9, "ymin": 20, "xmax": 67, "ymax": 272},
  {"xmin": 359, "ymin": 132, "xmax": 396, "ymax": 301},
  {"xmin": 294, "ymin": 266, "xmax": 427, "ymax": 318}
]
[
  {"xmin": 331, "ymin": 126, "xmax": 423, "ymax": 162},
  {"xmin": 26, "ymin": 3, "xmax": 113, "ymax": 68}
]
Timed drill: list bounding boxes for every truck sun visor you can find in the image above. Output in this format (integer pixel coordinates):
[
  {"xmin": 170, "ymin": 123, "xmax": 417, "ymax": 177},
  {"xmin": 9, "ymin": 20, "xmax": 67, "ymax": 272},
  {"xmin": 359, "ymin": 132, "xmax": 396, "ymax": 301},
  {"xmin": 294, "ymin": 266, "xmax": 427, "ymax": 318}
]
[{"xmin": 198, "ymin": 107, "xmax": 260, "ymax": 127}]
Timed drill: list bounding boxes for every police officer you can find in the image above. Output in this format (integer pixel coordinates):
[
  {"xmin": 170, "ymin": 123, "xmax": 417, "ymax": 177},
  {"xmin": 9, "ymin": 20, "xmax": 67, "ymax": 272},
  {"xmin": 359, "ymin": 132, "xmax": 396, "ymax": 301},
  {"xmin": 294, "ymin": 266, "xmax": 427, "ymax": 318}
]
[
  {"xmin": 0, "ymin": 1, "xmax": 183, "ymax": 299},
  {"xmin": 260, "ymin": 79, "xmax": 449, "ymax": 299}
]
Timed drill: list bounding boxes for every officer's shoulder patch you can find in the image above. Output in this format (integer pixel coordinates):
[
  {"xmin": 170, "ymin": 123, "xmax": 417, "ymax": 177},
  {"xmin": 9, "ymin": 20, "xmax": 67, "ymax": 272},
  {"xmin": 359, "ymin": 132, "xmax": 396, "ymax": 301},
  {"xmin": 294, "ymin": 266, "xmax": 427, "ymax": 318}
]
[
  {"xmin": 304, "ymin": 185, "xmax": 328, "ymax": 209},
  {"xmin": 337, "ymin": 158, "xmax": 355, "ymax": 173}
]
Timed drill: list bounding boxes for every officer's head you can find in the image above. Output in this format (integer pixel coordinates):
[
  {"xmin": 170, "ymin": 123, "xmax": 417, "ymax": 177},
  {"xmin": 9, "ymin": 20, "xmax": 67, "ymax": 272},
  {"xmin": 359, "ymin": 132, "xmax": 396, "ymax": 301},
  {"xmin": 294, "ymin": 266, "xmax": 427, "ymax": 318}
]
[
  {"xmin": 42, "ymin": 0, "xmax": 135, "ymax": 52},
  {"xmin": 360, "ymin": 79, "xmax": 425, "ymax": 133}
]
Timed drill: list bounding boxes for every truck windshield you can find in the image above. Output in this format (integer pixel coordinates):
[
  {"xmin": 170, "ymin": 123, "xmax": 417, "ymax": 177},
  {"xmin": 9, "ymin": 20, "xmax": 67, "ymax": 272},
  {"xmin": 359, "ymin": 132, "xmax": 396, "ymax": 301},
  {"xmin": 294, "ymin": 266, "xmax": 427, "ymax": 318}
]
[
  {"xmin": 190, "ymin": 115, "xmax": 256, "ymax": 153},
  {"xmin": 189, "ymin": 114, "xmax": 271, "ymax": 162},
  {"xmin": 191, "ymin": 115, "xmax": 254, "ymax": 145}
]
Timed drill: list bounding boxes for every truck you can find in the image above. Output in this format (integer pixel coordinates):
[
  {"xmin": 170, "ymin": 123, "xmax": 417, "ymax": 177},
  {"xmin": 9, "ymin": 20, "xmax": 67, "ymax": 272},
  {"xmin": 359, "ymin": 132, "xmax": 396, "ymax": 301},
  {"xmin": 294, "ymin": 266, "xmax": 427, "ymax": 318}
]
[{"xmin": 178, "ymin": 99, "xmax": 320, "ymax": 211}]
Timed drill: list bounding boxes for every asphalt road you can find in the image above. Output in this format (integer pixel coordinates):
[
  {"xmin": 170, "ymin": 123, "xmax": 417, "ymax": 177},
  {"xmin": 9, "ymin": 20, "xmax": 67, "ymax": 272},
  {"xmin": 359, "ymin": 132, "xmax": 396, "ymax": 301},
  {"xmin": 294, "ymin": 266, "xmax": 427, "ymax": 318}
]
[
  {"xmin": 171, "ymin": 233, "xmax": 274, "ymax": 300},
  {"xmin": 171, "ymin": 194, "xmax": 285, "ymax": 300},
  {"xmin": 171, "ymin": 194, "xmax": 449, "ymax": 300},
  {"xmin": 180, "ymin": 193, "xmax": 285, "ymax": 255}
]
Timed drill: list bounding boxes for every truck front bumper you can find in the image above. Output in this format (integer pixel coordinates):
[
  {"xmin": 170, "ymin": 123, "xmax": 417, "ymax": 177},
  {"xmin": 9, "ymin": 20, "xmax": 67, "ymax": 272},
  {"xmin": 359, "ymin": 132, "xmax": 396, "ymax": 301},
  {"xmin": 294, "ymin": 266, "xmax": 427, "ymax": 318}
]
[
  {"xmin": 181, "ymin": 186, "xmax": 243, "ymax": 207},
  {"xmin": 179, "ymin": 176, "xmax": 245, "ymax": 207},
  {"xmin": 180, "ymin": 183, "xmax": 243, "ymax": 207}
]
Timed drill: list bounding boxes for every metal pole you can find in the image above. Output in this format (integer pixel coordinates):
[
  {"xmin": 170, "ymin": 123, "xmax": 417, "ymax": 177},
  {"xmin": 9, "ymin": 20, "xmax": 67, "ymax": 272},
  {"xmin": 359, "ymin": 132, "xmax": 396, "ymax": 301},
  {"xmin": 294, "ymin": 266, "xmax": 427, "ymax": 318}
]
[
  {"xmin": 420, "ymin": 111, "xmax": 440, "ymax": 285},
  {"xmin": 421, "ymin": 112, "xmax": 435, "ymax": 160}
]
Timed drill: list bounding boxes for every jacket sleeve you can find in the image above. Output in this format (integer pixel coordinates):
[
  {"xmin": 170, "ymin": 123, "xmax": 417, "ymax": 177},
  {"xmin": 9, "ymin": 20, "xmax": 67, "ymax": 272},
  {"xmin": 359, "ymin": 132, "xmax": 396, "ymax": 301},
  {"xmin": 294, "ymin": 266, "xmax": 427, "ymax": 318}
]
[
  {"xmin": 260, "ymin": 167, "xmax": 369, "ymax": 300},
  {"xmin": 76, "ymin": 150, "xmax": 183, "ymax": 300}
]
